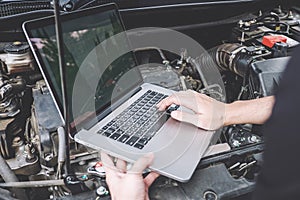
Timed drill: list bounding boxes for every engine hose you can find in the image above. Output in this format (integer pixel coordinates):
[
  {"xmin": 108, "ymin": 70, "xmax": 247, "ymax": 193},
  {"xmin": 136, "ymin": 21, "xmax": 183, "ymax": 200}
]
[
  {"xmin": 0, "ymin": 179, "xmax": 65, "ymax": 188},
  {"xmin": 198, "ymin": 43, "xmax": 253, "ymax": 77},
  {"xmin": 0, "ymin": 154, "xmax": 28, "ymax": 200},
  {"xmin": 57, "ymin": 127, "xmax": 66, "ymax": 163}
]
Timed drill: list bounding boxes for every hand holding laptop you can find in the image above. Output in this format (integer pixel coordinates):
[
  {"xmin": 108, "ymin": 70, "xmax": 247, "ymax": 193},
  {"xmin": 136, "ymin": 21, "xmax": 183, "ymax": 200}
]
[
  {"xmin": 101, "ymin": 151, "xmax": 159, "ymax": 200},
  {"xmin": 157, "ymin": 90, "xmax": 226, "ymax": 131}
]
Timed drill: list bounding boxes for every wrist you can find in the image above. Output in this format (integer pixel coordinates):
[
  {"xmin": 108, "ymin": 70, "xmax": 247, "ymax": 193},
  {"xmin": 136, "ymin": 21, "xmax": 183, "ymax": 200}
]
[{"xmin": 223, "ymin": 101, "xmax": 239, "ymax": 126}]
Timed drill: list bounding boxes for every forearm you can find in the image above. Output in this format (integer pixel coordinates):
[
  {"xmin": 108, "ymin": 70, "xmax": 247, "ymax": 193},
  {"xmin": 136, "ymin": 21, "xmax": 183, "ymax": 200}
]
[{"xmin": 224, "ymin": 96, "xmax": 275, "ymax": 126}]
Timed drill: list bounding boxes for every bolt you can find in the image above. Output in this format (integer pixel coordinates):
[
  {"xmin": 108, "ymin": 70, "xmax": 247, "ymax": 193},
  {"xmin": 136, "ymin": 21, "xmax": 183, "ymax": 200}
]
[
  {"xmin": 44, "ymin": 154, "xmax": 53, "ymax": 162},
  {"xmin": 12, "ymin": 137, "xmax": 23, "ymax": 147},
  {"xmin": 79, "ymin": 160, "xmax": 86, "ymax": 166},
  {"xmin": 25, "ymin": 144, "xmax": 36, "ymax": 162},
  {"xmin": 66, "ymin": 176, "xmax": 72, "ymax": 181},
  {"xmin": 232, "ymin": 140, "xmax": 240, "ymax": 147},
  {"xmin": 250, "ymin": 135, "xmax": 260, "ymax": 143},
  {"xmin": 96, "ymin": 186, "xmax": 109, "ymax": 197},
  {"xmin": 203, "ymin": 190, "xmax": 217, "ymax": 200}
]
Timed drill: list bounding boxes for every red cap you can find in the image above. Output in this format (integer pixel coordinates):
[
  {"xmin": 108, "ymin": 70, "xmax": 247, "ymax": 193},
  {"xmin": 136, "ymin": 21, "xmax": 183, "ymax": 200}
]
[{"xmin": 262, "ymin": 35, "xmax": 287, "ymax": 48}]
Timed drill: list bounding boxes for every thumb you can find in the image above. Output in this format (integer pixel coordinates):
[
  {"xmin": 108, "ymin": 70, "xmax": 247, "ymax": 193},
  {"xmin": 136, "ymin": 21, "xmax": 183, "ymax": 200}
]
[
  {"xmin": 144, "ymin": 172, "xmax": 160, "ymax": 187},
  {"xmin": 129, "ymin": 153, "xmax": 154, "ymax": 173},
  {"xmin": 170, "ymin": 110, "xmax": 200, "ymax": 128}
]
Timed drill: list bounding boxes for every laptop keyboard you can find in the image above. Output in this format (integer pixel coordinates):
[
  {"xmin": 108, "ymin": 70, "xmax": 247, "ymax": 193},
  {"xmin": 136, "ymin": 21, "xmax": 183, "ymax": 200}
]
[{"xmin": 97, "ymin": 90, "xmax": 168, "ymax": 149}]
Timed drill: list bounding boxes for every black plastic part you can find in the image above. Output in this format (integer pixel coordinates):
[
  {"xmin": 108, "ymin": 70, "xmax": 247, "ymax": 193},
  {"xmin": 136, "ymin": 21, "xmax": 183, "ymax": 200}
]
[
  {"xmin": 3, "ymin": 42, "xmax": 30, "ymax": 54},
  {"xmin": 250, "ymin": 56, "xmax": 290, "ymax": 96},
  {"xmin": 0, "ymin": 1, "xmax": 52, "ymax": 17},
  {"xmin": 64, "ymin": 175, "xmax": 89, "ymax": 195},
  {"xmin": 148, "ymin": 163, "xmax": 256, "ymax": 200},
  {"xmin": 165, "ymin": 104, "xmax": 180, "ymax": 115},
  {"xmin": 272, "ymin": 42, "xmax": 288, "ymax": 57}
]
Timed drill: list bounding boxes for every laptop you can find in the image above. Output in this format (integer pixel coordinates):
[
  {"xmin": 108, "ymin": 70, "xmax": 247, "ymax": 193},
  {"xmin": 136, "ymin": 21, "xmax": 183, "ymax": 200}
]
[{"xmin": 22, "ymin": 3, "xmax": 214, "ymax": 182}]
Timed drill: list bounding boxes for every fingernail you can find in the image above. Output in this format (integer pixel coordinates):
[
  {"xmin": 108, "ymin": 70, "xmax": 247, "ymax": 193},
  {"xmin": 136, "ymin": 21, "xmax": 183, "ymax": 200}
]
[
  {"xmin": 145, "ymin": 152, "xmax": 154, "ymax": 160},
  {"xmin": 171, "ymin": 111, "xmax": 177, "ymax": 117}
]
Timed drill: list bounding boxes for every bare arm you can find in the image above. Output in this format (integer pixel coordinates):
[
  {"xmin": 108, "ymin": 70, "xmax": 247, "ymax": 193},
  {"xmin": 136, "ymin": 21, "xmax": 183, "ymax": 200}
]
[
  {"xmin": 157, "ymin": 90, "xmax": 275, "ymax": 130},
  {"xmin": 224, "ymin": 95, "xmax": 275, "ymax": 126}
]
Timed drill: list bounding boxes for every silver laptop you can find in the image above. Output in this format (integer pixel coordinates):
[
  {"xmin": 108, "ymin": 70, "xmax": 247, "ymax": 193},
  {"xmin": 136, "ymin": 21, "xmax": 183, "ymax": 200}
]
[{"xmin": 22, "ymin": 3, "xmax": 214, "ymax": 182}]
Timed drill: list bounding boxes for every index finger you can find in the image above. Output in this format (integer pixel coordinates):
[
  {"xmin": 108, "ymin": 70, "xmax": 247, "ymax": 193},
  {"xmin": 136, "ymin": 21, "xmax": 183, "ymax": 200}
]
[
  {"xmin": 100, "ymin": 151, "xmax": 117, "ymax": 170},
  {"xmin": 129, "ymin": 153, "xmax": 154, "ymax": 174},
  {"xmin": 156, "ymin": 95, "xmax": 181, "ymax": 111},
  {"xmin": 156, "ymin": 90, "xmax": 198, "ymax": 112}
]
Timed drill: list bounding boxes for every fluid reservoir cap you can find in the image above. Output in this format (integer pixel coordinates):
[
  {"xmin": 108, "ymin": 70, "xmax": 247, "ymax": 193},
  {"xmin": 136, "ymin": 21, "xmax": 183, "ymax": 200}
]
[
  {"xmin": 262, "ymin": 35, "xmax": 287, "ymax": 48},
  {"xmin": 4, "ymin": 42, "xmax": 30, "ymax": 54}
]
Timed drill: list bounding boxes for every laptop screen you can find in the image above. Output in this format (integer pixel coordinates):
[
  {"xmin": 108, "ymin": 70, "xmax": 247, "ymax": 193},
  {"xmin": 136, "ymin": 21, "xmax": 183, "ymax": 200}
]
[{"xmin": 23, "ymin": 4, "xmax": 143, "ymax": 134}]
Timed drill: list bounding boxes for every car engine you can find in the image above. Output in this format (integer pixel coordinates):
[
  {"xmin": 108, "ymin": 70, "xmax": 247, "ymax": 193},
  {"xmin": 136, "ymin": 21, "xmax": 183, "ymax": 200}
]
[{"xmin": 0, "ymin": 0, "xmax": 299, "ymax": 199}]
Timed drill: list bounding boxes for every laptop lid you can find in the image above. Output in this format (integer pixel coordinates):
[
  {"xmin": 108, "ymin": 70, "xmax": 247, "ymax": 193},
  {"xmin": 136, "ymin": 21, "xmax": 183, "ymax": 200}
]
[{"xmin": 23, "ymin": 3, "xmax": 143, "ymax": 137}]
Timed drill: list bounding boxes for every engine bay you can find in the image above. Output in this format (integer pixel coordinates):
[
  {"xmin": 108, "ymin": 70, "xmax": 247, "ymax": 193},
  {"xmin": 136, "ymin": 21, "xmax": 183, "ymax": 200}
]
[{"xmin": 0, "ymin": 0, "xmax": 299, "ymax": 199}]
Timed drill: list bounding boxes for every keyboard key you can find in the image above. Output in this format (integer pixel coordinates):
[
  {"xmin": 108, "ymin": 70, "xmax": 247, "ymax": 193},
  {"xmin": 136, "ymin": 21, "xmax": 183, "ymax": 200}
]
[
  {"xmin": 128, "ymin": 110, "xmax": 135, "ymax": 115},
  {"xmin": 141, "ymin": 99, "xmax": 147, "ymax": 104},
  {"xmin": 144, "ymin": 113, "xmax": 151, "ymax": 118},
  {"xmin": 138, "ymin": 138, "xmax": 148, "ymax": 145},
  {"xmin": 136, "ymin": 120, "xmax": 146, "ymax": 126},
  {"xmin": 148, "ymin": 108, "xmax": 156, "ymax": 114},
  {"xmin": 144, "ymin": 105, "xmax": 151, "ymax": 110},
  {"xmin": 144, "ymin": 122, "xmax": 152, "ymax": 128},
  {"xmin": 133, "ymin": 123, "xmax": 140, "ymax": 129},
  {"xmin": 118, "ymin": 127, "xmax": 126, "ymax": 133},
  {"xmin": 141, "ymin": 108, "xmax": 148, "ymax": 113},
  {"xmin": 139, "ymin": 127, "xmax": 148, "ymax": 133},
  {"xmin": 116, "ymin": 129, "xmax": 125, "ymax": 135},
  {"xmin": 134, "ymin": 143, "xmax": 144, "ymax": 149},
  {"xmin": 111, "ymin": 124, "xmax": 119, "ymax": 130},
  {"xmin": 153, "ymin": 97, "xmax": 161, "ymax": 101},
  {"xmin": 102, "ymin": 131, "xmax": 112, "ymax": 137},
  {"xmin": 124, "ymin": 121, "xmax": 132, "ymax": 128},
  {"xmin": 106, "ymin": 128, "xmax": 115, "ymax": 134},
  {"xmin": 115, "ymin": 121, "xmax": 123, "ymax": 127},
  {"xmin": 126, "ymin": 136, "xmax": 139, "ymax": 146},
  {"xmin": 137, "ymin": 103, "xmax": 144, "ymax": 107},
  {"xmin": 136, "ymin": 112, "xmax": 143, "ymax": 116},
  {"xmin": 143, "ymin": 134, "xmax": 155, "ymax": 141},
  {"xmin": 122, "ymin": 114, "xmax": 130, "ymax": 121},
  {"xmin": 118, "ymin": 135, "xmax": 130, "ymax": 143},
  {"xmin": 157, "ymin": 93, "xmax": 164, "ymax": 98},
  {"xmin": 146, "ymin": 131, "xmax": 156, "ymax": 137},
  {"xmin": 134, "ymin": 131, "xmax": 144, "ymax": 137},
  {"xmin": 110, "ymin": 133, "xmax": 121, "ymax": 140},
  {"xmin": 150, "ymin": 100, "xmax": 157, "ymax": 104},
  {"xmin": 128, "ymin": 118, "xmax": 136, "ymax": 123},
  {"xmin": 107, "ymin": 120, "xmax": 115, "ymax": 126},
  {"xmin": 133, "ymin": 115, "xmax": 139, "ymax": 120},
  {"xmin": 132, "ymin": 107, "xmax": 139, "ymax": 112},
  {"xmin": 126, "ymin": 129, "xmax": 135, "ymax": 136}
]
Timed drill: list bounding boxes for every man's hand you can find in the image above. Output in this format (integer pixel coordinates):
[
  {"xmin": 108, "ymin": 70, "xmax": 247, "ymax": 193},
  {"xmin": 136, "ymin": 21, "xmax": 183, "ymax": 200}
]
[
  {"xmin": 157, "ymin": 90, "xmax": 226, "ymax": 130},
  {"xmin": 101, "ymin": 152, "xmax": 159, "ymax": 200},
  {"xmin": 157, "ymin": 90, "xmax": 275, "ymax": 129}
]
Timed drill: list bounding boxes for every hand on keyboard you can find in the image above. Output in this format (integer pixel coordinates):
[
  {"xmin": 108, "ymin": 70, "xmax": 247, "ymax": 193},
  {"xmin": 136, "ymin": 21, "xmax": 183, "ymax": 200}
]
[{"xmin": 156, "ymin": 90, "xmax": 226, "ymax": 131}]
